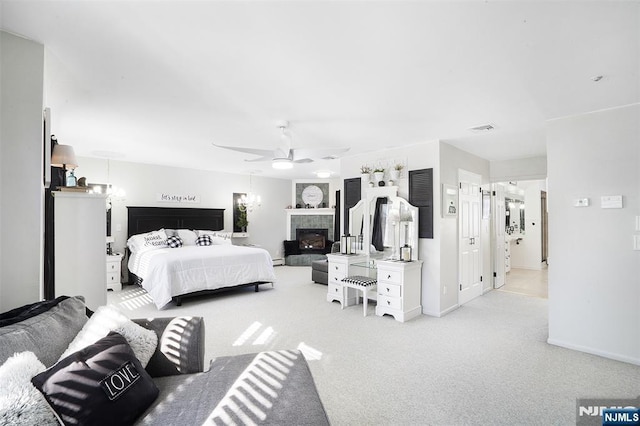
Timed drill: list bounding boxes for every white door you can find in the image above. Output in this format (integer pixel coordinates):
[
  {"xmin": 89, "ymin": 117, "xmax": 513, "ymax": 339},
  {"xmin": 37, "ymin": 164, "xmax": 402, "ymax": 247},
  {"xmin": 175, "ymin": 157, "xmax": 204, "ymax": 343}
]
[
  {"xmin": 494, "ymin": 184, "xmax": 506, "ymax": 289},
  {"xmin": 459, "ymin": 170, "xmax": 482, "ymax": 305}
]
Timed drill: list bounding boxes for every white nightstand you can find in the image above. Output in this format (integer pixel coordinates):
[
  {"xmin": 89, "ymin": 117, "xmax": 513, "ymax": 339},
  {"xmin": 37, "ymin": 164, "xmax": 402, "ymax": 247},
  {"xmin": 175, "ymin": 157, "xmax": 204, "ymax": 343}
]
[{"xmin": 106, "ymin": 253, "xmax": 123, "ymax": 291}]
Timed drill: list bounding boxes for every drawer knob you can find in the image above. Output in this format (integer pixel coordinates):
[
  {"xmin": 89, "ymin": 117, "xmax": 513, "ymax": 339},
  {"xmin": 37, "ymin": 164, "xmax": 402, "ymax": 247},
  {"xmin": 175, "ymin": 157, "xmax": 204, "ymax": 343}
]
[
  {"xmin": 387, "ymin": 300, "xmax": 391, "ymax": 305},
  {"xmin": 387, "ymin": 274, "xmax": 391, "ymax": 279},
  {"xmin": 335, "ymin": 288, "xmax": 338, "ymax": 292},
  {"xmin": 386, "ymin": 287, "xmax": 390, "ymax": 292}
]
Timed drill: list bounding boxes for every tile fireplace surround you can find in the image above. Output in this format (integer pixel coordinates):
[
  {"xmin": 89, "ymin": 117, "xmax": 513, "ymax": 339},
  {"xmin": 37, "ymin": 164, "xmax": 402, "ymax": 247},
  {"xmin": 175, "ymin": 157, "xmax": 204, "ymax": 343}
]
[{"xmin": 286, "ymin": 208, "xmax": 335, "ymax": 242}]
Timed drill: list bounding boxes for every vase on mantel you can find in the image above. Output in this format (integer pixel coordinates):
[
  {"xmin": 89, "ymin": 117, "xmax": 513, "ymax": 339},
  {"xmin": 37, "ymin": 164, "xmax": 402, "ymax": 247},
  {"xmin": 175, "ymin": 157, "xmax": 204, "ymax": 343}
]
[
  {"xmin": 361, "ymin": 173, "xmax": 370, "ymax": 182},
  {"xmin": 390, "ymin": 169, "xmax": 400, "ymax": 181},
  {"xmin": 373, "ymin": 171, "xmax": 385, "ymax": 182}
]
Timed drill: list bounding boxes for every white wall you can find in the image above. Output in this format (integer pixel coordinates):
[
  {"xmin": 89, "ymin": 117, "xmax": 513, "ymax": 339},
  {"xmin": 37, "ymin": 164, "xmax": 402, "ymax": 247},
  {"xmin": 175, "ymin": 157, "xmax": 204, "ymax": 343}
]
[
  {"xmin": 547, "ymin": 104, "xmax": 640, "ymax": 365},
  {"xmin": 439, "ymin": 142, "xmax": 491, "ymax": 312},
  {"xmin": 0, "ymin": 32, "xmax": 45, "ymax": 310},
  {"xmin": 77, "ymin": 158, "xmax": 292, "ymax": 266},
  {"xmin": 490, "ymin": 156, "xmax": 547, "ymax": 182}
]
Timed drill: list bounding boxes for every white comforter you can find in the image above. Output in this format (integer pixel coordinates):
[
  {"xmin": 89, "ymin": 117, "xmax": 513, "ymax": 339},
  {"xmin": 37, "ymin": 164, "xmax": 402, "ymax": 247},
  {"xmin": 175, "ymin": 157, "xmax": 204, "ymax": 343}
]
[{"xmin": 128, "ymin": 245, "xmax": 276, "ymax": 309}]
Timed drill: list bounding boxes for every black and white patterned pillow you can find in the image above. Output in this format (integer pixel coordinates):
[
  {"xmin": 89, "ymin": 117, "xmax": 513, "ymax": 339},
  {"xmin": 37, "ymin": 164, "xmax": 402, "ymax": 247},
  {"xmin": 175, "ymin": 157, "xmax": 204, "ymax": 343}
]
[
  {"xmin": 195, "ymin": 235, "xmax": 213, "ymax": 246},
  {"xmin": 166, "ymin": 236, "xmax": 183, "ymax": 248}
]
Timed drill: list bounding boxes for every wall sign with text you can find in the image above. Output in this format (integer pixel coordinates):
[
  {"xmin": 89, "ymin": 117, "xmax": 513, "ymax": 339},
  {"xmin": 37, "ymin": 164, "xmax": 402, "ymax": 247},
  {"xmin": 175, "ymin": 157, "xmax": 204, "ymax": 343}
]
[{"xmin": 157, "ymin": 193, "xmax": 200, "ymax": 204}]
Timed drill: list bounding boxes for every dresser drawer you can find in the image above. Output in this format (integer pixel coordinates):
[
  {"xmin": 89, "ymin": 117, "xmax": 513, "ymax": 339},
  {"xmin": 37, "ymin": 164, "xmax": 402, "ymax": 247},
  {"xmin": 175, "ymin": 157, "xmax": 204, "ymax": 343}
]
[
  {"xmin": 328, "ymin": 283, "xmax": 343, "ymax": 296},
  {"xmin": 107, "ymin": 272, "xmax": 120, "ymax": 284},
  {"xmin": 378, "ymin": 268, "xmax": 402, "ymax": 285},
  {"xmin": 107, "ymin": 261, "xmax": 120, "ymax": 274},
  {"xmin": 377, "ymin": 295, "xmax": 401, "ymax": 310},
  {"xmin": 378, "ymin": 283, "xmax": 401, "ymax": 298},
  {"xmin": 329, "ymin": 262, "xmax": 346, "ymax": 275}
]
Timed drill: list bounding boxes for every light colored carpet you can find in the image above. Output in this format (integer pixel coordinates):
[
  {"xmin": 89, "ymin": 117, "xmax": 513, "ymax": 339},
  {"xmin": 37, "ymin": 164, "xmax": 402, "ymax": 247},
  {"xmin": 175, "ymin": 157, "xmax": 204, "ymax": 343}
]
[{"xmin": 108, "ymin": 266, "xmax": 640, "ymax": 425}]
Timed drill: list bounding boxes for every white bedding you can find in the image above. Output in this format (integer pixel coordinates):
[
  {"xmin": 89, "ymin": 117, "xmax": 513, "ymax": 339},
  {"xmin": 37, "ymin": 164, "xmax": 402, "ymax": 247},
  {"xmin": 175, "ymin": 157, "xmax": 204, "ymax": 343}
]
[{"xmin": 128, "ymin": 245, "xmax": 276, "ymax": 309}]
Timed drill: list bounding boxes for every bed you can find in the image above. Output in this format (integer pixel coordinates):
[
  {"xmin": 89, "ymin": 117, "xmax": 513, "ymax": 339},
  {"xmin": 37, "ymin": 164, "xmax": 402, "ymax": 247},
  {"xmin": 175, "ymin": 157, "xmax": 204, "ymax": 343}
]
[{"xmin": 127, "ymin": 207, "xmax": 276, "ymax": 309}]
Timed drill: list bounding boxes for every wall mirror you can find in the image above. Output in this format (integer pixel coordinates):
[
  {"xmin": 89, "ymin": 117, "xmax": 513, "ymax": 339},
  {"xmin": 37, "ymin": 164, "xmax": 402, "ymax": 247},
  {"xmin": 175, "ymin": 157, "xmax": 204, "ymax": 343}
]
[
  {"xmin": 505, "ymin": 197, "xmax": 525, "ymax": 235},
  {"xmin": 349, "ymin": 187, "xmax": 419, "ymax": 260}
]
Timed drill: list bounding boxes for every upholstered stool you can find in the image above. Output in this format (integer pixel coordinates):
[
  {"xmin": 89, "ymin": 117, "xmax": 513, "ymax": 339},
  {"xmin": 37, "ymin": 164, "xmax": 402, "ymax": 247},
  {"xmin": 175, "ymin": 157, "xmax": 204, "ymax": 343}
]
[{"xmin": 341, "ymin": 276, "xmax": 378, "ymax": 317}]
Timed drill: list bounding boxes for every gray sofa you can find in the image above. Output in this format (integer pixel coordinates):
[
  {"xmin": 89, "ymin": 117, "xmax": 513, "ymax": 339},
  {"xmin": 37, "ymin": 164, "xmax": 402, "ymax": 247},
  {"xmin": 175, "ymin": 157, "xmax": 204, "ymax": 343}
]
[{"xmin": 0, "ymin": 296, "xmax": 329, "ymax": 425}]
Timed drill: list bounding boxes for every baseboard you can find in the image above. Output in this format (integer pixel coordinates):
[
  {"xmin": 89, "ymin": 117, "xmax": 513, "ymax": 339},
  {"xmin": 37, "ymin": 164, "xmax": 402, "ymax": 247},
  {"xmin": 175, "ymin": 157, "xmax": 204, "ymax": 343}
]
[
  {"xmin": 547, "ymin": 338, "xmax": 640, "ymax": 366},
  {"xmin": 422, "ymin": 303, "xmax": 459, "ymax": 318}
]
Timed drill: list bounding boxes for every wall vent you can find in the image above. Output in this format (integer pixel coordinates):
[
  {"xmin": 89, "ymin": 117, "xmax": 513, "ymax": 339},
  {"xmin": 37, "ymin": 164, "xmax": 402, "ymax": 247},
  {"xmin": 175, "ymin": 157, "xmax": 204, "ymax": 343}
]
[{"xmin": 468, "ymin": 123, "xmax": 495, "ymax": 132}]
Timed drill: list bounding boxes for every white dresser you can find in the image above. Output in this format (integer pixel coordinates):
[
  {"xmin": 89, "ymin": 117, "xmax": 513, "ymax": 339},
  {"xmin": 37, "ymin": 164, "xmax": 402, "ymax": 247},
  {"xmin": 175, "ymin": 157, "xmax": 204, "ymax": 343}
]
[
  {"xmin": 375, "ymin": 260, "xmax": 423, "ymax": 322},
  {"xmin": 106, "ymin": 253, "xmax": 123, "ymax": 291},
  {"xmin": 53, "ymin": 192, "xmax": 107, "ymax": 311},
  {"xmin": 326, "ymin": 253, "xmax": 366, "ymax": 307}
]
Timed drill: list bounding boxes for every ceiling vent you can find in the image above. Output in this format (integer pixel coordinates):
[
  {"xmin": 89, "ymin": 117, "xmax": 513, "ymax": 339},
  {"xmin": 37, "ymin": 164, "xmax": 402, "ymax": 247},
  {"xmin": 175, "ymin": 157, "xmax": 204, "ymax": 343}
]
[{"xmin": 468, "ymin": 123, "xmax": 496, "ymax": 132}]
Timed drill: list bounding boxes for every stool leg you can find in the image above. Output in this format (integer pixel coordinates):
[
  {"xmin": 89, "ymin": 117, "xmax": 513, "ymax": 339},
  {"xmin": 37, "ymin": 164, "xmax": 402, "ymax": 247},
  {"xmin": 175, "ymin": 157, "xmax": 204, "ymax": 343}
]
[{"xmin": 362, "ymin": 288, "xmax": 367, "ymax": 317}]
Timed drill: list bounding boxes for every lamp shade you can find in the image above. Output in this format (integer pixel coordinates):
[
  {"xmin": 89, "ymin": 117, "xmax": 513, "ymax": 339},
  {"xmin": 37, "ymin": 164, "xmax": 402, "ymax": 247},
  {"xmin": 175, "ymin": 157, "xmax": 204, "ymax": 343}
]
[{"xmin": 51, "ymin": 144, "xmax": 78, "ymax": 169}]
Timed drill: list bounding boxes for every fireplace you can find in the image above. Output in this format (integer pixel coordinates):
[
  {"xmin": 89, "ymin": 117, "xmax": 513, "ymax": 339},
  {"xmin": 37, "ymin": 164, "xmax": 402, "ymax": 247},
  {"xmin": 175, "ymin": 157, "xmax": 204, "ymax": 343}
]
[{"xmin": 296, "ymin": 228, "xmax": 329, "ymax": 254}]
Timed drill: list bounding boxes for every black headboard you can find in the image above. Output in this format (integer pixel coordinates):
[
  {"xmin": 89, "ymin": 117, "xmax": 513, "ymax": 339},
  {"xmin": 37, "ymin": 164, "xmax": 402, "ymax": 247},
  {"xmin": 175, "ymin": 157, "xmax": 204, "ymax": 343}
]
[{"xmin": 127, "ymin": 207, "xmax": 225, "ymax": 238}]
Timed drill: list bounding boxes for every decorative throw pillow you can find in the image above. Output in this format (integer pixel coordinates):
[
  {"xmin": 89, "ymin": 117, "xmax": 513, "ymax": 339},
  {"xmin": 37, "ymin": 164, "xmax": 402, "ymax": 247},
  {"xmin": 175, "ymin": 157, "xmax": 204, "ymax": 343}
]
[
  {"xmin": 283, "ymin": 240, "xmax": 301, "ymax": 256},
  {"xmin": 166, "ymin": 235, "xmax": 183, "ymax": 248},
  {"xmin": 126, "ymin": 229, "xmax": 169, "ymax": 253},
  {"xmin": 0, "ymin": 296, "xmax": 88, "ymax": 367},
  {"xmin": 59, "ymin": 305, "xmax": 157, "ymax": 368},
  {"xmin": 32, "ymin": 332, "xmax": 159, "ymax": 426},
  {"xmin": 177, "ymin": 229, "xmax": 198, "ymax": 246},
  {"xmin": 0, "ymin": 351, "xmax": 58, "ymax": 425},
  {"xmin": 195, "ymin": 234, "xmax": 213, "ymax": 246}
]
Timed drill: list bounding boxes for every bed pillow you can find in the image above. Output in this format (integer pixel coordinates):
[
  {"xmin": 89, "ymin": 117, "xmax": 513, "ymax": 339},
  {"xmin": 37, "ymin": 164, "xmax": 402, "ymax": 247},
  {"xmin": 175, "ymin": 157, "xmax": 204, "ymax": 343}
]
[
  {"xmin": 0, "ymin": 351, "xmax": 58, "ymax": 425},
  {"xmin": 177, "ymin": 229, "xmax": 198, "ymax": 246},
  {"xmin": 32, "ymin": 332, "xmax": 159, "ymax": 426},
  {"xmin": 167, "ymin": 235, "xmax": 183, "ymax": 248},
  {"xmin": 127, "ymin": 229, "xmax": 168, "ymax": 254},
  {"xmin": 197, "ymin": 230, "xmax": 232, "ymax": 245},
  {"xmin": 195, "ymin": 234, "xmax": 213, "ymax": 246},
  {"xmin": 58, "ymin": 305, "xmax": 157, "ymax": 368}
]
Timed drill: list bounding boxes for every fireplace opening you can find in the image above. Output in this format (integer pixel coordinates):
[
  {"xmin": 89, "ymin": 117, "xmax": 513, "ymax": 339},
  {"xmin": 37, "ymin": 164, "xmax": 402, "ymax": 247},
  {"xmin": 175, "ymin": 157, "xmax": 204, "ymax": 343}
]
[{"xmin": 296, "ymin": 228, "xmax": 329, "ymax": 254}]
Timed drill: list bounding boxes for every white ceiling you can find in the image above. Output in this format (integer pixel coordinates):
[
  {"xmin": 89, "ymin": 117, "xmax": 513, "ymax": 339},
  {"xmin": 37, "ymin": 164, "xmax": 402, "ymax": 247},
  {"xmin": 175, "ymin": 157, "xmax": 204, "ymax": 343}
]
[{"xmin": 2, "ymin": 1, "xmax": 638, "ymax": 179}]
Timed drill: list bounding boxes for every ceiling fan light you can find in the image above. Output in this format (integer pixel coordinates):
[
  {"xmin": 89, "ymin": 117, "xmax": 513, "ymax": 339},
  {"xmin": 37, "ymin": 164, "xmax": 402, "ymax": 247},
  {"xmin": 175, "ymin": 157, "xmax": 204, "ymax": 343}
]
[
  {"xmin": 316, "ymin": 171, "xmax": 331, "ymax": 178},
  {"xmin": 272, "ymin": 158, "xmax": 293, "ymax": 169}
]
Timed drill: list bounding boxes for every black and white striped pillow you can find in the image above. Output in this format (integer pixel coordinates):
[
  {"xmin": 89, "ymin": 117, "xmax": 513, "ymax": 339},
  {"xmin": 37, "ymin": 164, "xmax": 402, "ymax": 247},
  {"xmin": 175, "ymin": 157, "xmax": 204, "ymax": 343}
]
[
  {"xmin": 166, "ymin": 236, "xmax": 183, "ymax": 248},
  {"xmin": 195, "ymin": 235, "xmax": 213, "ymax": 246}
]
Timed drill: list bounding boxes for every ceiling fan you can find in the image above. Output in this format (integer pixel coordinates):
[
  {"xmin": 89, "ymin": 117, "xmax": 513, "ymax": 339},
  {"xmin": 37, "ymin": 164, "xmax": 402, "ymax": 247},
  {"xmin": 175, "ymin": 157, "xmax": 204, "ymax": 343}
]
[{"xmin": 212, "ymin": 121, "xmax": 349, "ymax": 169}]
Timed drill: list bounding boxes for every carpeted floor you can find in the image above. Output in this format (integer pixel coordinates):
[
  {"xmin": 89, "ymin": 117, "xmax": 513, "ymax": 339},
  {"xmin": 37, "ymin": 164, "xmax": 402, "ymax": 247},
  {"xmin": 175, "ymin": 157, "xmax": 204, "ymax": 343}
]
[{"xmin": 108, "ymin": 266, "xmax": 639, "ymax": 425}]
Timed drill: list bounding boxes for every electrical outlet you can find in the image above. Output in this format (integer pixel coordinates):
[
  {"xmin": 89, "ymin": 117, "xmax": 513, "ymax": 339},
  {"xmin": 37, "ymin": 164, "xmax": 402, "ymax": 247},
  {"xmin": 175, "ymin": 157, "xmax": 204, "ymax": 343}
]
[{"xmin": 443, "ymin": 286, "xmax": 447, "ymax": 295}]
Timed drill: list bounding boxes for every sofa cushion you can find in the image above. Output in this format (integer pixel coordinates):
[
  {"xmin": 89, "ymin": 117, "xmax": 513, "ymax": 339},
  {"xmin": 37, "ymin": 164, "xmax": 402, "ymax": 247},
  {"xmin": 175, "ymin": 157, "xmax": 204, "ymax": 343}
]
[
  {"xmin": 59, "ymin": 305, "xmax": 158, "ymax": 367},
  {"xmin": 0, "ymin": 351, "xmax": 58, "ymax": 425},
  {"xmin": 0, "ymin": 296, "xmax": 88, "ymax": 367},
  {"xmin": 132, "ymin": 316, "xmax": 205, "ymax": 377},
  {"xmin": 312, "ymin": 259, "xmax": 329, "ymax": 273},
  {"xmin": 137, "ymin": 350, "xmax": 329, "ymax": 425},
  {"xmin": 32, "ymin": 332, "xmax": 159, "ymax": 426}
]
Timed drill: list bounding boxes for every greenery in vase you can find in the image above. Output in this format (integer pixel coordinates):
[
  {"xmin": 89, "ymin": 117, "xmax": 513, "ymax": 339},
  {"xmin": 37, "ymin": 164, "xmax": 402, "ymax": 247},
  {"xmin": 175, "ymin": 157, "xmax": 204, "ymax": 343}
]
[
  {"xmin": 360, "ymin": 165, "xmax": 372, "ymax": 174},
  {"xmin": 374, "ymin": 167, "xmax": 385, "ymax": 173},
  {"xmin": 236, "ymin": 209, "xmax": 248, "ymax": 230}
]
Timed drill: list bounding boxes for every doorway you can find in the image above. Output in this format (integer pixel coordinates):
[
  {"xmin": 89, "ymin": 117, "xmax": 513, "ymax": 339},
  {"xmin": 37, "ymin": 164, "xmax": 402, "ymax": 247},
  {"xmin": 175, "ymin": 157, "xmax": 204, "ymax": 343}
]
[{"xmin": 491, "ymin": 180, "xmax": 548, "ymax": 297}]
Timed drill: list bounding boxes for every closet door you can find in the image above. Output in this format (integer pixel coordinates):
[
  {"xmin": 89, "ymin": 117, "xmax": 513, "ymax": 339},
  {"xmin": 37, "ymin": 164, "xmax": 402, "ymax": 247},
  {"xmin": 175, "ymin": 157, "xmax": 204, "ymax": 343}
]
[{"xmin": 53, "ymin": 192, "xmax": 107, "ymax": 310}]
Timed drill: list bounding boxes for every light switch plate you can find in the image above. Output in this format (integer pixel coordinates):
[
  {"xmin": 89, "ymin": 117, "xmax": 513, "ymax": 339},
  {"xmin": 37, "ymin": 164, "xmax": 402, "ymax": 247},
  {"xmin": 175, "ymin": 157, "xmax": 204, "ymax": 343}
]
[
  {"xmin": 636, "ymin": 216, "xmax": 640, "ymax": 232},
  {"xmin": 573, "ymin": 198, "xmax": 590, "ymax": 207},
  {"xmin": 634, "ymin": 235, "xmax": 640, "ymax": 251},
  {"xmin": 601, "ymin": 195, "xmax": 623, "ymax": 209}
]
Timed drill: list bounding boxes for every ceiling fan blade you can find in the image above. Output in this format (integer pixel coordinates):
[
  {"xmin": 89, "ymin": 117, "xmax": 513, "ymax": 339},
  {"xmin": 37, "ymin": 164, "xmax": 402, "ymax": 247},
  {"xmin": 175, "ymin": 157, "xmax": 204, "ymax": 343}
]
[
  {"xmin": 212, "ymin": 143, "xmax": 274, "ymax": 158},
  {"xmin": 243, "ymin": 156, "xmax": 274, "ymax": 162},
  {"xmin": 291, "ymin": 147, "xmax": 350, "ymax": 161},
  {"xmin": 293, "ymin": 158, "xmax": 314, "ymax": 164}
]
